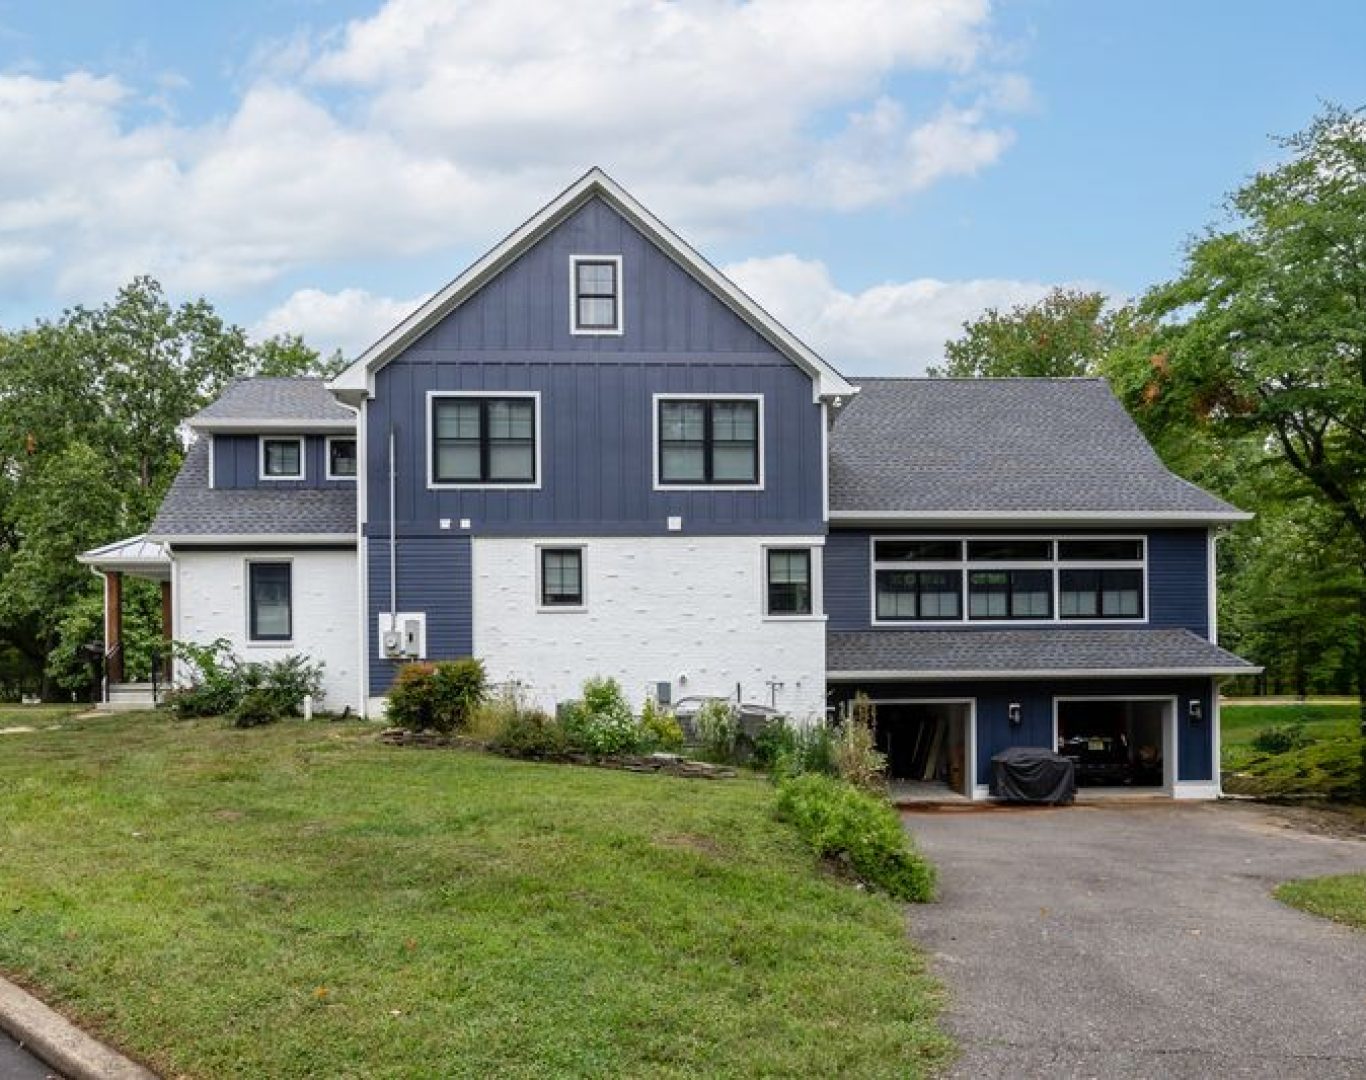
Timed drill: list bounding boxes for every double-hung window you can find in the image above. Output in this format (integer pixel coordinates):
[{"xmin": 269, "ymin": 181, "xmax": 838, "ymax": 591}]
[
  {"xmin": 539, "ymin": 547, "xmax": 584, "ymax": 609},
  {"xmin": 248, "ymin": 562, "xmax": 292, "ymax": 642},
  {"xmin": 571, "ymin": 256, "xmax": 622, "ymax": 334},
  {"xmin": 766, "ymin": 548, "xmax": 813, "ymax": 616},
  {"xmin": 430, "ymin": 394, "xmax": 538, "ymax": 486},
  {"xmin": 656, "ymin": 397, "xmax": 761, "ymax": 486},
  {"xmin": 260, "ymin": 436, "xmax": 304, "ymax": 480}
]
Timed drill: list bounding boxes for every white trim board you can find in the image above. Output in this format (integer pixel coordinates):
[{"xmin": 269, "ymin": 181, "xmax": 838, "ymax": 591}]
[
  {"xmin": 189, "ymin": 418, "xmax": 354, "ymax": 434},
  {"xmin": 149, "ymin": 533, "xmax": 356, "ymax": 546},
  {"xmin": 327, "ymin": 167, "xmax": 854, "ymax": 404},
  {"xmin": 827, "ymin": 666, "xmax": 1258, "ymax": 681},
  {"xmin": 830, "ymin": 509, "xmax": 1252, "ymax": 524}
]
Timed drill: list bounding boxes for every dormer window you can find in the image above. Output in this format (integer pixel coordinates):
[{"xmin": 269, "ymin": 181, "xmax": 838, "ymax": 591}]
[
  {"xmin": 259, "ymin": 436, "xmax": 304, "ymax": 480},
  {"xmin": 571, "ymin": 255, "xmax": 622, "ymax": 334},
  {"xmin": 326, "ymin": 436, "xmax": 357, "ymax": 479}
]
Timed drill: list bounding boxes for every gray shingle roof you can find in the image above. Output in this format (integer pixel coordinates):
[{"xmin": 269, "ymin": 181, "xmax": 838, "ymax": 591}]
[
  {"xmin": 829, "ymin": 378, "xmax": 1243, "ymax": 519},
  {"xmin": 188, "ymin": 377, "xmax": 353, "ymax": 427},
  {"xmin": 149, "ymin": 439, "xmax": 355, "ymax": 539},
  {"xmin": 827, "ymin": 628, "xmax": 1257, "ymax": 676}
]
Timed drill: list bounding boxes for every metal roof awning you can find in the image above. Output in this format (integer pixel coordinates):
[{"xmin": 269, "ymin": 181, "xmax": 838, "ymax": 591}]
[{"xmin": 77, "ymin": 534, "xmax": 172, "ymax": 581}]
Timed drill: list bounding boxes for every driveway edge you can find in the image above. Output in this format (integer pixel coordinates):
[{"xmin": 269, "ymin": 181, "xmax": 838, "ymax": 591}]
[{"xmin": 0, "ymin": 976, "xmax": 158, "ymax": 1080}]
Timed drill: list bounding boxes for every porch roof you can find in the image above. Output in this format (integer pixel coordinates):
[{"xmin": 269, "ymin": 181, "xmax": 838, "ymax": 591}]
[
  {"xmin": 826, "ymin": 627, "xmax": 1259, "ymax": 680},
  {"xmin": 77, "ymin": 534, "xmax": 171, "ymax": 580}
]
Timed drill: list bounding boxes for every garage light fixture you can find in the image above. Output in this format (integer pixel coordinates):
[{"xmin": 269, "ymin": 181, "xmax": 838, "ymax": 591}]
[
  {"xmin": 1008, "ymin": 702, "xmax": 1022, "ymax": 726},
  {"xmin": 1188, "ymin": 699, "xmax": 1203, "ymax": 723}
]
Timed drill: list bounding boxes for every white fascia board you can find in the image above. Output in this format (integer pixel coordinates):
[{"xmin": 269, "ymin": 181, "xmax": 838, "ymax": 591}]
[
  {"xmin": 148, "ymin": 533, "xmax": 356, "ymax": 546},
  {"xmin": 826, "ymin": 666, "xmax": 1262, "ymax": 681},
  {"xmin": 828, "ymin": 509, "xmax": 1254, "ymax": 525},
  {"xmin": 327, "ymin": 167, "xmax": 855, "ymax": 403},
  {"xmin": 188, "ymin": 418, "xmax": 355, "ymax": 434}
]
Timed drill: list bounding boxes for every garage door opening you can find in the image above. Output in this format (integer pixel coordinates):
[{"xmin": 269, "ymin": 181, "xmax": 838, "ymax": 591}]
[
  {"xmin": 870, "ymin": 700, "xmax": 974, "ymax": 799},
  {"xmin": 1055, "ymin": 698, "xmax": 1173, "ymax": 792}
]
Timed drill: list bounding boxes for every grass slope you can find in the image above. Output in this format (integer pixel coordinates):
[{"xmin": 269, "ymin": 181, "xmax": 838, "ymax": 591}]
[
  {"xmin": 1220, "ymin": 701, "xmax": 1361, "ymax": 798},
  {"xmin": 1276, "ymin": 873, "xmax": 1366, "ymax": 930},
  {"xmin": 0, "ymin": 711, "xmax": 949, "ymax": 1078}
]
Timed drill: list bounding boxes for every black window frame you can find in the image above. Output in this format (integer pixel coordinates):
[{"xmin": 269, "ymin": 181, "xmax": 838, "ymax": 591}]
[
  {"xmin": 1059, "ymin": 567, "xmax": 1145, "ymax": 620},
  {"xmin": 572, "ymin": 257, "xmax": 620, "ymax": 332},
  {"xmin": 766, "ymin": 548, "xmax": 813, "ymax": 616},
  {"xmin": 967, "ymin": 568, "xmax": 1053, "ymax": 620},
  {"xmin": 657, "ymin": 397, "xmax": 761, "ymax": 486},
  {"xmin": 430, "ymin": 395, "xmax": 537, "ymax": 486},
  {"xmin": 248, "ymin": 561, "xmax": 292, "ymax": 642},
  {"xmin": 875, "ymin": 568, "xmax": 963, "ymax": 622},
  {"xmin": 260, "ymin": 436, "xmax": 304, "ymax": 479},
  {"xmin": 326, "ymin": 436, "xmax": 357, "ymax": 479},
  {"xmin": 539, "ymin": 547, "xmax": 584, "ymax": 608}
]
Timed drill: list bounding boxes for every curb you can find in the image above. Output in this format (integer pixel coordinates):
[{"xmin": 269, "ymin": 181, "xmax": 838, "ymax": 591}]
[{"xmin": 0, "ymin": 977, "xmax": 158, "ymax": 1080}]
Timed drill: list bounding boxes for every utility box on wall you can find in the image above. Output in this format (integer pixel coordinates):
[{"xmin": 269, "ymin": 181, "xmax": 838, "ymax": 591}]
[{"xmin": 378, "ymin": 612, "xmax": 427, "ymax": 659}]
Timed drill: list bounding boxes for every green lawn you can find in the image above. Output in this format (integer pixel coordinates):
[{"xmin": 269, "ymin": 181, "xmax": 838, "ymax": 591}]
[
  {"xmin": 0, "ymin": 710, "xmax": 950, "ymax": 1078},
  {"xmin": 1276, "ymin": 873, "xmax": 1366, "ymax": 930},
  {"xmin": 0, "ymin": 702, "xmax": 89, "ymax": 727},
  {"xmin": 1220, "ymin": 700, "xmax": 1362, "ymax": 798}
]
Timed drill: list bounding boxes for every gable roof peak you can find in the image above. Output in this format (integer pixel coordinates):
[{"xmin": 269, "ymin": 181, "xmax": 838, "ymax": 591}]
[{"xmin": 328, "ymin": 169, "xmax": 853, "ymax": 404}]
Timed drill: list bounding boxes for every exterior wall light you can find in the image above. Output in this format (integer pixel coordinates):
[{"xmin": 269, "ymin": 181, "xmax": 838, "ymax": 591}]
[
  {"xmin": 1008, "ymin": 702, "xmax": 1022, "ymax": 726},
  {"xmin": 1189, "ymin": 699, "xmax": 1204, "ymax": 723}
]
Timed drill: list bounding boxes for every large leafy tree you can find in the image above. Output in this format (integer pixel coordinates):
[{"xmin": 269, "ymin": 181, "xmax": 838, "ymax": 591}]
[
  {"xmin": 1114, "ymin": 105, "xmax": 1366, "ymax": 786},
  {"xmin": 0, "ymin": 277, "xmax": 332, "ymax": 696},
  {"xmin": 931, "ymin": 287, "xmax": 1150, "ymax": 378}
]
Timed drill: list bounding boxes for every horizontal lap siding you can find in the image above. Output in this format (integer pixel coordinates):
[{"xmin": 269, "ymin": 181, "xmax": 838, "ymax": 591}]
[
  {"xmin": 367, "ymin": 536, "xmax": 472, "ymax": 695},
  {"xmin": 826, "ymin": 527, "xmax": 1210, "ymax": 635}
]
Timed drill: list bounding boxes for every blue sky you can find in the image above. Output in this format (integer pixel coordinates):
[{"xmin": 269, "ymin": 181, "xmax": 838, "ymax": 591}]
[{"xmin": 0, "ymin": 0, "xmax": 1362, "ymax": 373}]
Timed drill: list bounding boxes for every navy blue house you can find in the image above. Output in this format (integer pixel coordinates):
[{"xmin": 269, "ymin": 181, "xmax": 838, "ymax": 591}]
[{"xmin": 87, "ymin": 168, "xmax": 1255, "ymax": 799}]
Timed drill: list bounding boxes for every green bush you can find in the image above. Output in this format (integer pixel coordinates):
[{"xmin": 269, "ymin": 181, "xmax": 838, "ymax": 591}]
[
  {"xmin": 171, "ymin": 640, "xmax": 324, "ymax": 724},
  {"xmin": 231, "ymin": 689, "xmax": 280, "ymax": 729},
  {"xmin": 491, "ymin": 707, "xmax": 569, "ymax": 759},
  {"xmin": 560, "ymin": 676, "xmax": 641, "ymax": 755},
  {"xmin": 1252, "ymin": 723, "xmax": 1314, "ymax": 754},
  {"xmin": 694, "ymin": 699, "xmax": 740, "ymax": 763},
  {"xmin": 753, "ymin": 717, "xmax": 798, "ymax": 770},
  {"xmin": 834, "ymin": 694, "xmax": 887, "ymax": 792},
  {"xmin": 640, "ymin": 698, "xmax": 684, "ymax": 751},
  {"xmin": 768, "ymin": 722, "xmax": 837, "ymax": 778},
  {"xmin": 386, "ymin": 658, "xmax": 487, "ymax": 733},
  {"xmin": 776, "ymin": 773, "xmax": 936, "ymax": 902}
]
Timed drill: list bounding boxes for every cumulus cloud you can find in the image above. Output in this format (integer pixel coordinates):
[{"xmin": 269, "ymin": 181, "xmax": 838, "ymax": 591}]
[
  {"xmin": 724, "ymin": 254, "xmax": 1069, "ymax": 375},
  {"xmin": 250, "ymin": 287, "xmax": 428, "ymax": 359},
  {"xmin": 0, "ymin": 0, "xmax": 1029, "ymax": 304}
]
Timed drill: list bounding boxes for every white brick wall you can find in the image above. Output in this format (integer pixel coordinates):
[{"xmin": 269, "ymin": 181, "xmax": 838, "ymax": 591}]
[
  {"xmin": 471, "ymin": 536, "xmax": 827, "ymax": 719},
  {"xmin": 174, "ymin": 547, "xmax": 361, "ymax": 712}
]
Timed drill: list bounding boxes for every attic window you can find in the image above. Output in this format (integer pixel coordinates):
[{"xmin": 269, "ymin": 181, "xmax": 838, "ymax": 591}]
[
  {"xmin": 260, "ymin": 437, "xmax": 304, "ymax": 480},
  {"xmin": 571, "ymin": 256, "xmax": 622, "ymax": 334}
]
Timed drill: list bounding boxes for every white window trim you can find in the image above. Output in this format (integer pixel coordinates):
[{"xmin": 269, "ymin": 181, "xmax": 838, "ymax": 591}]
[
  {"xmin": 244, "ymin": 556, "xmax": 294, "ymax": 646},
  {"xmin": 325, "ymin": 434, "xmax": 358, "ymax": 481},
  {"xmin": 426, "ymin": 390, "xmax": 543, "ymax": 491},
  {"xmin": 258, "ymin": 436, "xmax": 305, "ymax": 481},
  {"xmin": 569, "ymin": 254, "xmax": 624, "ymax": 337},
  {"xmin": 651, "ymin": 392, "xmax": 765, "ymax": 492},
  {"xmin": 868, "ymin": 534, "xmax": 1149, "ymax": 628},
  {"xmin": 761, "ymin": 542, "xmax": 826, "ymax": 622},
  {"xmin": 536, "ymin": 543, "xmax": 587, "ymax": 613}
]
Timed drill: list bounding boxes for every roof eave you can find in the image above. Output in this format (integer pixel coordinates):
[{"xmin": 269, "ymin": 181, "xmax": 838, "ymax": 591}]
[
  {"xmin": 187, "ymin": 418, "xmax": 355, "ymax": 434},
  {"xmin": 827, "ymin": 665, "xmax": 1262, "ymax": 681},
  {"xmin": 326, "ymin": 166, "xmax": 854, "ymax": 402},
  {"xmin": 148, "ymin": 533, "xmax": 356, "ymax": 546},
  {"xmin": 827, "ymin": 509, "xmax": 1253, "ymax": 526}
]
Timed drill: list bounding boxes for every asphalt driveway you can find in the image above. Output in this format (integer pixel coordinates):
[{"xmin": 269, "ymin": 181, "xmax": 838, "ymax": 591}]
[
  {"xmin": 906, "ymin": 801, "xmax": 1366, "ymax": 1079},
  {"xmin": 0, "ymin": 1032, "xmax": 55, "ymax": 1080}
]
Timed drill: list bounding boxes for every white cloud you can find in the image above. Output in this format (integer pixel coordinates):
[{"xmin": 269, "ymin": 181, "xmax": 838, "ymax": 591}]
[
  {"xmin": 250, "ymin": 286, "xmax": 427, "ymax": 358},
  {"xmin": 0, "ymin": 0, "xmax": 1029, "ymax": 303},
  {"xmin": 725, "ymin": 254, "xmax": 1069, "ymax": 374}
]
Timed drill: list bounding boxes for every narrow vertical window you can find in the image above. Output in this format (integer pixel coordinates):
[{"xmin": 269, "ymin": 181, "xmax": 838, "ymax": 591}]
[
  {"xmin": 248, "ymin": 562, "xmax": 292, "ymax": 641},
  {"xmin": 540, "ymin": 548, "xmax": 584, "ymax": 608},
  {"xmin": 766, "ymin": 548, "xmax": 812, "ymax": 616},
  {"xmin": 571, "ymin": 257, "xmax": 621, "ymax": 333}
]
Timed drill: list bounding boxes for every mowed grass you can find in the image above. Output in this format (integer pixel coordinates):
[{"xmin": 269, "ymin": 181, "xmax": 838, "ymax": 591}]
[
  {"xmin": 1220, "ymin": 700, "xmax": 1362, "ymax": 798},
  {"xmin": 0, "ymin": 711, "xmax": 950, "ymax": 1079},
  {"xmin": 1276, "ymin": 873, "xmax": 1366, "ymax": 930}
]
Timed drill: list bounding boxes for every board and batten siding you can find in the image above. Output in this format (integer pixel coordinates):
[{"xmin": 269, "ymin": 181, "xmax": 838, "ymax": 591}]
[
  {"xmin": 363, "ymin": 195, "xmax": 824, "ymax": 537},
  {"xmin": 212, "ymin": 435, "xmax": 354, "ymax": 492},
  {"xmin": 825, "ymin": 527, "xmax": 1211, "ymax": 637}
]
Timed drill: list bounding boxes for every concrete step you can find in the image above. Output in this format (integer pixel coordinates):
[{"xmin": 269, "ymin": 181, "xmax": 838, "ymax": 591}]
[{"xmin": 100, "ymin": 683, "xmax": 160, "ymax": 711}]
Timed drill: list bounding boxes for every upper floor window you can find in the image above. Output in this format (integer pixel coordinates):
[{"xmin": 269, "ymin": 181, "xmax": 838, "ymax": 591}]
[
  {"xmin": 430, "ymin": 393, "xmax": 539, "ymax": 487},
  {"xmin": 326, "ymin": 436, "xmax": 357, "ymax": 479},
  {"xmin": 655, "ymin": 396, "xmax": 762, "ymax": 488},
  {"xmin": 571, "ymin": 255, "xmax": 622, "ymax": 335},
  {"xmin": 871, "ymin": 535, "xmax": 1146, "ymax": 625},
  {"xmin": 260, "ymin": 436, "xmax": 304, "ymax": 480}
]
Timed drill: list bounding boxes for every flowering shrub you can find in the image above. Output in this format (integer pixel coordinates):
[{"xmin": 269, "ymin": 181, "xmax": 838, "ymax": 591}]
[{"xmin": 561, "ymin": 676, "xmax": 641, "ymax": 755}]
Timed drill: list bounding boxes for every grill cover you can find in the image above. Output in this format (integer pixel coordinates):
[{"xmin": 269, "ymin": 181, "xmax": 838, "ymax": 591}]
[{"xmin": 990, "ymin": 747, "xmax": 1076, "ymax": 804}]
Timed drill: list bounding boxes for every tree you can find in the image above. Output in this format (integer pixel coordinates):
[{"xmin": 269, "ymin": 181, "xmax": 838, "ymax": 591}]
[
  {"xmin": 931, "ymin": 287, "xmax": 1150, "ymax": 378},
  {"xmin": 1118, "ymin": 105, "xmax": 1366, "ymax": 789}
]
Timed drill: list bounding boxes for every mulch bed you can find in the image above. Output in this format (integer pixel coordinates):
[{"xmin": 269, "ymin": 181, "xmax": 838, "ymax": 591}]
[{"xmin": 377, "ymin": 727, "xmax": 737, "ymax": 779}]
